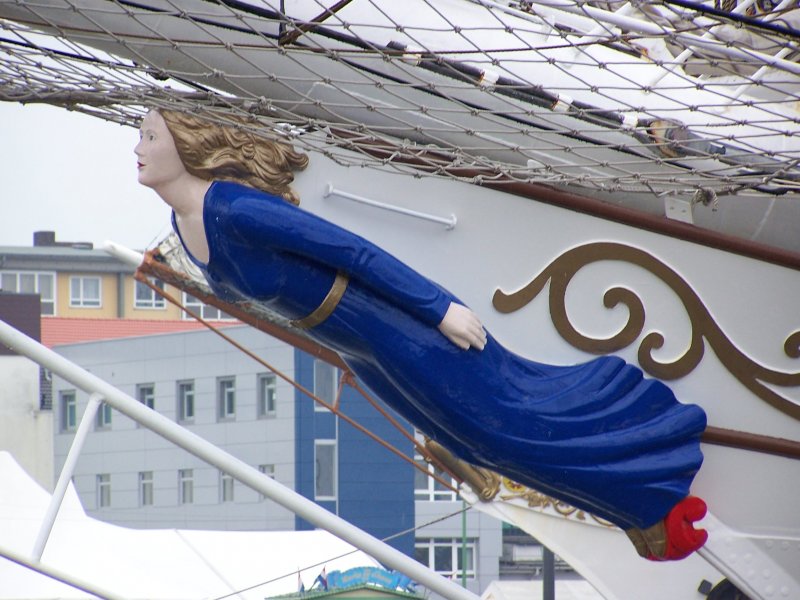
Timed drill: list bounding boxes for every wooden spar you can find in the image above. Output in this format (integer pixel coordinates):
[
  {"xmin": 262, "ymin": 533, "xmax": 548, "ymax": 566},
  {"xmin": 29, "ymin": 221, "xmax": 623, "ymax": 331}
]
[{"xmin": 702, "ymin": 426, "xmax": 800, "ymax": 461}]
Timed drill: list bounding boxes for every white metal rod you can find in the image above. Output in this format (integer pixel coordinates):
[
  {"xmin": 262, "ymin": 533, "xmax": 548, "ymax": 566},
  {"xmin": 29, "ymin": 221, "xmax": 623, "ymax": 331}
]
[
  {"xmin": 646, "ymin": 0, "xmax": 773, "ymax": 88},
  {"xmin": 0, "ymin": 320, "xmax": 479, "ymax": 600},
  {"xmin": 101, "ymin": 240, "xmax": 144, "ymax": 268},
  {"xmin": 0, "ymin": 543, "xmax": 126, "ymax": 600},
  {"xmin": 727, "ymin": 46, "xmax": 793, "ymax": 102},
  {"xmin": 577, "ymin": 2, "xmax": 633, "ymax": 44},
  {"xmin": 324, "ymin": 184, "xmax": 457, "ymax": 230},
  {"xmin": 470, "ymin": 0, "xmax": 800, "ymax": 75},
  {"xmin": 32, "ymin": 393, "xmax": 102, "ymax": 562},
  {"xmin": 724, "ymin": 0, "xmax": 797, "ymax": 103}
]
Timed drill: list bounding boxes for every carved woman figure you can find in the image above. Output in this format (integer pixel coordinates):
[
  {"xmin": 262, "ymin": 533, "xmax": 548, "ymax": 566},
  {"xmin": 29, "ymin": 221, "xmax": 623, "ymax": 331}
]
[{"xmin": 135, "ymin": 108, "xmax": 708, "ymax": 560}]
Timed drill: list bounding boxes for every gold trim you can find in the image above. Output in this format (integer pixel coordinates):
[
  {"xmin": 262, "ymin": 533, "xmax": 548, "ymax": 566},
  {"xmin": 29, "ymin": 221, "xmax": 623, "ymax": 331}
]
[
  {"xmin": 492, "ymin": 242, "xmax": 800, "ymax": 421},
  {"xmin": 625, "ymin": 522, "xmax": 667, "ymax": 559},
  {"xmin": 422, "ymin": 440, "xmax": 614, "ymax": 527},
  {"xmin": 500, "ymin": 478, "xmax": 615, "ymax": 527},
  {"xmin": 290, "ymin": 271, "xmax": 349, "ymax": 329},
  {"xmin": 424, "ymin": 439, "xmax": 501, "ymax": 501}
]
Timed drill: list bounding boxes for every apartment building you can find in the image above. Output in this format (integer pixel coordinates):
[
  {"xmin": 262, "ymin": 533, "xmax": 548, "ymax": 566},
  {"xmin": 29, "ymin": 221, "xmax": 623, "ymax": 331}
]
[{"xmin": 0, "ymin": 231, "xmax": 225, "ymax": 323}]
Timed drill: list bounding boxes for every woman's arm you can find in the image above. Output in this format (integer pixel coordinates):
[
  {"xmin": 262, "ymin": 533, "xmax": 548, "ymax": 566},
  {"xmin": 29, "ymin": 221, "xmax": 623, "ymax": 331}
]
[{"xmin": 227, "ymin": 190, "xmax": 453, "ymax": 326}]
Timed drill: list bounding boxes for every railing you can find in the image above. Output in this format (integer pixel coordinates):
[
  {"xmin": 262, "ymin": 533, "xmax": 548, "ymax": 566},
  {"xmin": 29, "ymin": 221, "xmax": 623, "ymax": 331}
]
[
  {"xmin": 0, "ymin": 319, "xmax": 480, "ymax": 600},
  {"xmin": 324, "ymin": 184, "xmax": 457, "ymax": 230}
]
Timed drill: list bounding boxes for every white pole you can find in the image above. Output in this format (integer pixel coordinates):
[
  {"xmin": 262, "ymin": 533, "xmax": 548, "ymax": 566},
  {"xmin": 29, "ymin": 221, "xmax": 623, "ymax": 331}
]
[
  {"xmin": 100, "ymin": 241, "xmax": 143, "ymax": 268},
  {"xmin": 0, "ymin": 542, "xmax": 126, "ymax": 600},
  {"xmin": 32, "ymin": 393, "xmax": 102, "ymax": 561},
  {"xmin": 0, "ymin": 320, "xmax": 480, "ymax": 600}
]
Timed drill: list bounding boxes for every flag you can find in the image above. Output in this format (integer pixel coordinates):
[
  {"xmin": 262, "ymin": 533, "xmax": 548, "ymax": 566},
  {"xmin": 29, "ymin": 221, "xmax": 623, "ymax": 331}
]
[
  {"xmin": 314, "ymin": 566, "xmax": 328, "ymax": 591},
  {"xmin": 298, "ymin": 571, "xmax": 305, "ymax": 594}
]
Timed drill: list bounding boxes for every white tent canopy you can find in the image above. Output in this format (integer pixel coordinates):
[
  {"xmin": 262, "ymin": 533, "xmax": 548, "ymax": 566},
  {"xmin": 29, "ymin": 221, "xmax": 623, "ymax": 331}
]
[
  {"xmin": 482, "ymin": 580, "xmax": 603, "ymax": 600},
  {"xmin": 0, "ymin": 451, "xmax": 379, "ymax": 600}
]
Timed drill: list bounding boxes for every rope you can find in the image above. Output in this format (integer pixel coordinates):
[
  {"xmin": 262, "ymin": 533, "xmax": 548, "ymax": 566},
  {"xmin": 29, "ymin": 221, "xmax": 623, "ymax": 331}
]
[{"xmin": 1, "ymin": 0, "xmax": 798, "ymax": 197}]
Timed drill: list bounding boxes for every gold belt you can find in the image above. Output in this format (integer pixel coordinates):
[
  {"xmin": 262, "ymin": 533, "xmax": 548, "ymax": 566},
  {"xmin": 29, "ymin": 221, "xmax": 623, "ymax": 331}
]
[{"xmin": 290, "ymin": 271, "xmax": 349, "ymax": 329}]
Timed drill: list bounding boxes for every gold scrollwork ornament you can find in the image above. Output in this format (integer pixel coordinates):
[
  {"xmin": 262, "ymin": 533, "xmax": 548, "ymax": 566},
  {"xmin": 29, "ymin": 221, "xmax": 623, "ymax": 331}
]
[{"xmin": 493, "ymin": 241, "xmax": 800, "ymax": 421}]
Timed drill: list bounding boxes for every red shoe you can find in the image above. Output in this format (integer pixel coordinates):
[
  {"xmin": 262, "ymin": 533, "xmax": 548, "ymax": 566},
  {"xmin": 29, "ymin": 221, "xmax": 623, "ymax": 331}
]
[{"xmin": 651, "ymin": 496, "xmax": 708, "ymax": 561}]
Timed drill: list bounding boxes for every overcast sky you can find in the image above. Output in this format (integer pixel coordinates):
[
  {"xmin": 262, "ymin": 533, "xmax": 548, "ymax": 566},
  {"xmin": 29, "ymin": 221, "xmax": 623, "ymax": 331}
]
[{"xmin": 0, "ymin": 102, "xmax": 172, "ymax": 251}]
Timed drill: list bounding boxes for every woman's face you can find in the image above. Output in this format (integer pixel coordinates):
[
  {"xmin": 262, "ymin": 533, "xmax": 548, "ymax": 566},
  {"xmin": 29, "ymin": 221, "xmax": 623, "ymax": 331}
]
[{"xmin": 134, "ymin": 110, "xmax": 187, "ymax": 189}]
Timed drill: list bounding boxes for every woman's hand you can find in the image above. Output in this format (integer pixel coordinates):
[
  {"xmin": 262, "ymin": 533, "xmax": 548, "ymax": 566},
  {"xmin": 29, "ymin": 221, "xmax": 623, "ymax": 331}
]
[{"xmin": 438, "ymin": 302, "xmax": 488, "ymax": 351}]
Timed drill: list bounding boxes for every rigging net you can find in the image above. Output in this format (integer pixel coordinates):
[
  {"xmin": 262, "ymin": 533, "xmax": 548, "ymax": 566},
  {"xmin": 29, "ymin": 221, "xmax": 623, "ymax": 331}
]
[{"xmin": 0, "ymin": 0, "xmax": 798, "ymax": 201}]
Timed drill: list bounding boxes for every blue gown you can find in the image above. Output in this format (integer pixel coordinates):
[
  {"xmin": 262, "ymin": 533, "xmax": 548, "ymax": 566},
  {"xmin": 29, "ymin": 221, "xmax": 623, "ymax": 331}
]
[{"xmin": 176, "ymin": 181, "xmax": 706, "ymax": 530}]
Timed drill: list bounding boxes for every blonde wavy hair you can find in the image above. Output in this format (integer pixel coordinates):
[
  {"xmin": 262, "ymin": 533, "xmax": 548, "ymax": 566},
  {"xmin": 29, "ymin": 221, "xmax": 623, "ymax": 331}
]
[{"xmin": 159, "ymin": 109, "xmax": 309, "ymax": 205}]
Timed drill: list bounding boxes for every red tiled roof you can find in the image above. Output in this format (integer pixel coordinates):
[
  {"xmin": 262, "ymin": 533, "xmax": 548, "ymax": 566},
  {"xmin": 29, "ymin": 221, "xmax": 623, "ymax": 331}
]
[{"xmin": 42, "ymin": 317, "xmax": 239, "ymax": 348}]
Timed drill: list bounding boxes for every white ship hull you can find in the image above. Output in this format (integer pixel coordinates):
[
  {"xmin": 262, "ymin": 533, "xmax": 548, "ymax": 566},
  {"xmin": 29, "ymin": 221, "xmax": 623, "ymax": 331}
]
[{"xmin": 290, "ymin": 144, "xmax": 800, "ymax": 600}]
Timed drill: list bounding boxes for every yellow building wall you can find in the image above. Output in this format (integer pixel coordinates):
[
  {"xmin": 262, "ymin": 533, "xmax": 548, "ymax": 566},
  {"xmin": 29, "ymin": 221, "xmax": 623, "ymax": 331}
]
[
  {"xmin": 123, "ymin": 275, "xmax": 184, "ymax": 320},
  {"xmin": 54, "ymin": 272, "xmax": 188, "ymax": 320},
  {"xmin": 55, "ymin": 272, "xmax": 119, "ymax": 319}
]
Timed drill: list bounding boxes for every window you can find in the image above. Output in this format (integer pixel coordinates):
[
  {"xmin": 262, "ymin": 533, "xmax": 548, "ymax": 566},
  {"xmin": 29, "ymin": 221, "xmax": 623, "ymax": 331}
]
[
  {"xmin": 220, "ymin": 471, "xmax": 235, "ymax": 503},
  {"xmin": 177, "ymin": 380, "xmax": 195, "ymax": 423},
  {"xmin": 314, "ymin": 441, "xmax": 337, "ymax": 500},
  {"xmin": 137, "ymin": 384, "xmax": 155, "ymax": 409},
  {"xmin": 95, "ymin": 401, "xmax": 112, "ymax": 430},
  {"xmin": 414, "ymin": 451, "xmax": 458, "ymax": 502},
  {"xmin": 139, "ymin": 471, "xmax": 154, "ymax": 506},
  {"xmin": 0, "ymin": 271, "xmax": 56, "ymax": 315},
  {"xmin": 70, "ymin": 276, "xmax": 101, "ymax": 308},
  {"xmin": 313, "ymin": 360, "xmax": 338, "ymax": 412},
  {"xmin": 258, "ymin": 464, "xmax": 275, "ymax": 501},
  {"xmin": 134, "ymin": 278, "xmax": 166, "ymax": 309},
  {"xmin": 96, "ymin": 474, "xmax": 111, "ymax": 508},
  {"xmin": 60, "ymin": 390, "xmax": 77, "ymax": 433},
  {"xmin": 217, "ymin": 377, "xmax": 236, "ymax": 420},
  {"xmin": 182, "ymin": 292, "xmax": 235, "ymax": 321},
  {"xmin": 136, "ymin": 384, "xmax": 155, "ymax": 428},
  {"xmin": 178, "ymin": 469, "xmax": 194, "ymax": 504},
  {"xmin": 257, "ymin": 374, "xmax": 277, "ymax": 418},
  {"xmin": 415, "ymin": 538, "xmax": 476, "ymax": 579},
  {"xmin": 40, "ymin": 368, "xmax": 52, "ymax": 411}
]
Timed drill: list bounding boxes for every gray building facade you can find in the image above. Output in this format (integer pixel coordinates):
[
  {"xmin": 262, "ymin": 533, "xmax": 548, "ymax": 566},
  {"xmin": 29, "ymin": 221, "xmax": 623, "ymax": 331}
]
[{"xmin": 51, "ymin": 325, "xmax": 501, "ymax": 596}]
